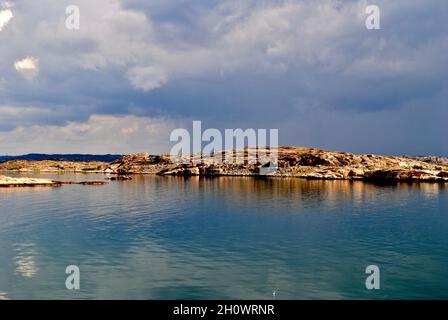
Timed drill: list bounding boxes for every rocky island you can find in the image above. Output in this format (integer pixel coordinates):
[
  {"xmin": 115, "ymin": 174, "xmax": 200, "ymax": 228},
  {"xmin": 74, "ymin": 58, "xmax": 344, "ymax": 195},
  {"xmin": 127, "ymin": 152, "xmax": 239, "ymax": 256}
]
[
  {"xmin": 0, "ymin": 176, "xmax": 57, "ymax": 187},
  {"xmin": 1, "ymin": 147, "xmax": 448, "ymax": 186},
  {"xmin": 0, "ymin": 175, "xmax": 108, "ymax": 188}
]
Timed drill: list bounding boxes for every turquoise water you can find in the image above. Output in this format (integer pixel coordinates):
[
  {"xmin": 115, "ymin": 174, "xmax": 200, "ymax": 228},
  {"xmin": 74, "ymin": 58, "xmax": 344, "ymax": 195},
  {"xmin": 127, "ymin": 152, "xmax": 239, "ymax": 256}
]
[{"xmin": 0, "ymin": 174, "xmax": 447, "ymax": 299}]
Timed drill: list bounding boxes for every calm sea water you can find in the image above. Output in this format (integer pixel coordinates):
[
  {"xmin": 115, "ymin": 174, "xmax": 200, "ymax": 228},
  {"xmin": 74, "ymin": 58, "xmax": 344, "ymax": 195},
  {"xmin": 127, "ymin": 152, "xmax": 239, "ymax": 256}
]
[{"xmin": 0, "ymin": 174, "xmax": 447, "ymax": 300}]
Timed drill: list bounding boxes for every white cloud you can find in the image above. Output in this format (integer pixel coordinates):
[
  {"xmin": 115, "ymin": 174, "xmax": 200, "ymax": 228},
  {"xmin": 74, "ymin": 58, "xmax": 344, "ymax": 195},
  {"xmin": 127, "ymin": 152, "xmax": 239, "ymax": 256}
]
[
  {"xmin": 0, "ymin": 9, "xmax": 13, "ymax": 31},
  {"xmin": 0, "ymin": 114, "xmax": 189, "ymax": 154},
  {"xmin": 126, "ymin": 66, "xmax": 167, "ymax": 91},
  {"xmin": 14, "ymin": 57, "xmax": 39, "ymax": 79},
  {"xmin": 14, "ymin": 57, "xmax": 38, "ymax": 70}
]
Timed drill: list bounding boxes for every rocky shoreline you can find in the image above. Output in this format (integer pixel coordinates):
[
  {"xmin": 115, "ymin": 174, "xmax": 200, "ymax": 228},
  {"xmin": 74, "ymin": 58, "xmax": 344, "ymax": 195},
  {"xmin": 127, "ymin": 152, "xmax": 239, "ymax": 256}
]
[
  {"xmin": 0, "ymin": 176, "xmax": 57, "ymax": 187},
  {"xmin": 1, "ymin": 147, "xmax": 448, "ymax": 184},
  {"xmin": 100, "ymin": 147, "xmax": 448, "ymax": 183},
  {"xmin": 0, "ymin": 175, "xmax": 109, "ymax": 188},
  {"xmin": 0, "ymin": 160, "xmax": 107, "ymax": 173}
]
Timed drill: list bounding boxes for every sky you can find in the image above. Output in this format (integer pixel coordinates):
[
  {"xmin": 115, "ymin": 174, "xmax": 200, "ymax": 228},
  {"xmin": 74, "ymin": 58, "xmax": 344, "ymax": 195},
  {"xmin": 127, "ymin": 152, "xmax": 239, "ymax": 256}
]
[{"xmin": 0, "ymin": 0, "xmax": 447, "ymax": 155}]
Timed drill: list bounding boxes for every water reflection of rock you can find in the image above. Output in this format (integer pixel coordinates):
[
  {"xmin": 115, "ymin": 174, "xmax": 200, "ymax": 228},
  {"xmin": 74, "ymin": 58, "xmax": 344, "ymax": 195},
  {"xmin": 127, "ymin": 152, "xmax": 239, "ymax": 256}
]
[
  {"xmin": 14, "ymin": 244, "xmax": 39, "ymax": 278},
  {"xmin": 172, "ymin": 176, "xmax": 445, "ymax": 207}
]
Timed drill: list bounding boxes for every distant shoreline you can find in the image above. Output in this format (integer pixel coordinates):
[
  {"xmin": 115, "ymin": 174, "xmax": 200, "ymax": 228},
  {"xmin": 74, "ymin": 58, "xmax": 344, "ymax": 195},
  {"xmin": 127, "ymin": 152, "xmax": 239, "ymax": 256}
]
[{"xmin": 0, "ymin": 154, "xmax": 123, "ymax": 163}]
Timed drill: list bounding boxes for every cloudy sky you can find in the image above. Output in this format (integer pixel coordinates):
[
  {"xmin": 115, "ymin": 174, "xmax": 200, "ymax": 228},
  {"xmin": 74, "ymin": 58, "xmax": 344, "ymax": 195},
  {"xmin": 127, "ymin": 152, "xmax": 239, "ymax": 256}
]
[{"xmin": 0, "ymin": 0, "xmax": 447, "ymax": 155}]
